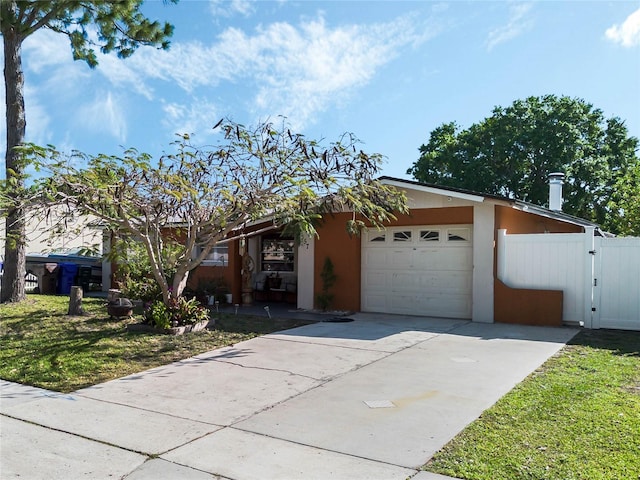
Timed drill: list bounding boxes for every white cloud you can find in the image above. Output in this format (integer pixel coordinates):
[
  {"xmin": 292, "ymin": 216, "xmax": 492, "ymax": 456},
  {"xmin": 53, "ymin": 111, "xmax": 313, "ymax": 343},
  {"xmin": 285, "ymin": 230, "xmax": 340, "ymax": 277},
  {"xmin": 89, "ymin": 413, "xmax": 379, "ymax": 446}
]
[
  {"xmin": 22, "ymin": 29, "xmax": 72, "ymax": 73},
  {"xmin": 162, "ymin": 98, "xmax": 220, "ymax": 139},
  {"xmin": 9, "ymin": 10, "xmax": 441, "ymax": 145},
  {"xmin": 77, "ymin": 92, "xmax": 127, "ymax": 142},
  {"xmin": 118, "ymin": 13, "xmax": 433, "ymax": 128},
  {"xmin": 22, "ymin": 27, "xmax": 153, "ymax": 104},
  {"xmin": 96, "ymin": 54, "xmax": 155, "ymax": 100},
  {"xmin": 24, "ymin": 84, "xmax": 52, "ymax": 147},
  {"xmin": 486, "ymin": 2, "xmax": 534, "ymax": 51},
  {"xmin": 209, "ymin": 0, "xmax": 255, "ymax": 18},
  {"xmin": 605, "ymin": 8, "xmax": 640, "ymax": 47}
]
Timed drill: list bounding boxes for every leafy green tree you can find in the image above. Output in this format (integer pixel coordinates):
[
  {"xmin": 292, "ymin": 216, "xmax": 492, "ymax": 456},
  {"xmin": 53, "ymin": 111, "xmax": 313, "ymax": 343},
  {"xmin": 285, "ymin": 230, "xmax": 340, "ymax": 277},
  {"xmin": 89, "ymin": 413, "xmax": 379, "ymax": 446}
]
[
  {"xmin": 27, "ymin": 118, "xmax": 407, "ymax": 307},
  {"xmin": 407, "ymin": 95, "xmax": 640, "ymax": 234},
  {"xmin": 1, "ymin": 0, "xmax": 175, "ymax": 303},
  {"xmin": 606, "ymin": 161, "xmax": 640, "ymax": 236}
]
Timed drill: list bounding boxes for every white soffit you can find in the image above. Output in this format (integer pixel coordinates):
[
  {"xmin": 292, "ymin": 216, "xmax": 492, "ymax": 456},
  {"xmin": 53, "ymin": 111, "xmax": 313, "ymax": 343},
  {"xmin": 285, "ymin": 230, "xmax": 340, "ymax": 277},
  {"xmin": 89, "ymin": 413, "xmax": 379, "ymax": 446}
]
[{"xmin": 381, "ymin": 179, "xmax": 486, "ymax": 203}]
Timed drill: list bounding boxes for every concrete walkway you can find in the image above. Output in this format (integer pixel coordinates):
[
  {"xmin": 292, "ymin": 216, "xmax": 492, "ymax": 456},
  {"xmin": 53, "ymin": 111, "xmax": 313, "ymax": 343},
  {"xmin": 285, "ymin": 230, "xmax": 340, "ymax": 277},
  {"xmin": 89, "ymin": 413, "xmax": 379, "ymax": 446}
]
[{"xmin": 1, "ymin": 314, "xmax": 578, "ymax": 479}]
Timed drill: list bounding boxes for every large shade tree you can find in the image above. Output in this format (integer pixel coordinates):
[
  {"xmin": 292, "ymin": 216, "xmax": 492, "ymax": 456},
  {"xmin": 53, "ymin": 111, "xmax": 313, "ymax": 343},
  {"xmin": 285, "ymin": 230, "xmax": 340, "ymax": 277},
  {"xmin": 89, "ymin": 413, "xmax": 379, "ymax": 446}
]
[
  {"xmin": 407, "ymin": 95, "xmax": 640, "ymax": 235},
  {"xmin": 1, "ymin": 0, "xmax": 175, "ymax": 303},
  {"xmin": 27, "ymin": 119, "xmax": 408, "ymax": 306}
]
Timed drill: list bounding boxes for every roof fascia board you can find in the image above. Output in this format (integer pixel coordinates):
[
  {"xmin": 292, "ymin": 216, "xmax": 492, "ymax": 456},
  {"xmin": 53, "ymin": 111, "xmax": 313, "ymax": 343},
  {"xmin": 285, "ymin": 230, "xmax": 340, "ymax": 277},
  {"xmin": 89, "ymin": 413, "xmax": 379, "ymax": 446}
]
[{"xmin": 381, "ymin": 178, "xmax": 486, "ymax": 203}]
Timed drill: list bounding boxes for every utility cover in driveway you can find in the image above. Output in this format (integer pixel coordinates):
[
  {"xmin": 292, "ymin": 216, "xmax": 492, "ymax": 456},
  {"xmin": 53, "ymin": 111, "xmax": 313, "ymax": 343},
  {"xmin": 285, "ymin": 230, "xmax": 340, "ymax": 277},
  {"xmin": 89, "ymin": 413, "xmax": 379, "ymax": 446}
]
[{"xmin": 361, "ymin": 225, "xmax": 473, "ymax": 318}]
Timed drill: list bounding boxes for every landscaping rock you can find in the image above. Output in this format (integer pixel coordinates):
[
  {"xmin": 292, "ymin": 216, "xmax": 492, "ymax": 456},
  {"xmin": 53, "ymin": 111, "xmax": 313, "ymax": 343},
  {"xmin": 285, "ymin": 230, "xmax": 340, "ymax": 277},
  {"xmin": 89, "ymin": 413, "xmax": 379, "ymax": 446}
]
[{"xmin": 126, "ymin": 319, "xmax": 213, "ymax": 335}]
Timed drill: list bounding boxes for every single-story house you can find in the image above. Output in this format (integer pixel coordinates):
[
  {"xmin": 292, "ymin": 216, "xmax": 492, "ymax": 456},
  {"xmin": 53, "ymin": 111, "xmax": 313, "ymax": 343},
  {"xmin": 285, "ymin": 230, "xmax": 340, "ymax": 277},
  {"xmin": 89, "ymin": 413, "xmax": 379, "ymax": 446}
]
[{"xmin": 175, "ymin": 175, "xmax": 637, "ymax": 329}]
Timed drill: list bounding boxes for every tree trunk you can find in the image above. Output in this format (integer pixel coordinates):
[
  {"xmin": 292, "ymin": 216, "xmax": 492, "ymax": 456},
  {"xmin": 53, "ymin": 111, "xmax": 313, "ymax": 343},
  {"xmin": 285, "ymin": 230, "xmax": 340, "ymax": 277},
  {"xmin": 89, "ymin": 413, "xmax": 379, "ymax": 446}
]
[
  {"xmin": 68, "ymin": 286, "xmax": 84, "ymax": 315},
  {"xmin": 1, "ymin": 6, "xmax": 27, "ymax": 303}
]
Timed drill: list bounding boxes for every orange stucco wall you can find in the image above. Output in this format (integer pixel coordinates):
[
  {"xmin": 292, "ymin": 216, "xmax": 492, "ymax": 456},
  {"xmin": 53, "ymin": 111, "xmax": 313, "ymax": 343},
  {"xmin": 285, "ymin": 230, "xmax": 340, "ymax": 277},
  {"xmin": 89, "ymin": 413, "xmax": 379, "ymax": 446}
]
[
  {"xmin": 314, "ymin": 213, "xmax": 362, "ymax": 311},
  {"xmin": 495, "ymin": 205, "xmax": 583, "ymax": 234},
  {"xmin": 494, "ymin": 280, "xmax": 563, "ymax": 326},
  {"xmin": 313, "ymin": 207, "xmax": 473, "ymax": 312}
]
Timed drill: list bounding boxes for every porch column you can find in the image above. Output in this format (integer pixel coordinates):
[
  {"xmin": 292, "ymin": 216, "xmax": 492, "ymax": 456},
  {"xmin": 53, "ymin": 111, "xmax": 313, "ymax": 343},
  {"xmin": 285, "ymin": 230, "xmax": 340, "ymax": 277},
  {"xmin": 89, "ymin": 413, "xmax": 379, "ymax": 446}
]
[
  {"xmin": 297, "ymin": 234, "xmax": 315, "ymax": 309},
  {"xmin": 472, "ymin": 203, "xmax": 495, "ymax": 323}
]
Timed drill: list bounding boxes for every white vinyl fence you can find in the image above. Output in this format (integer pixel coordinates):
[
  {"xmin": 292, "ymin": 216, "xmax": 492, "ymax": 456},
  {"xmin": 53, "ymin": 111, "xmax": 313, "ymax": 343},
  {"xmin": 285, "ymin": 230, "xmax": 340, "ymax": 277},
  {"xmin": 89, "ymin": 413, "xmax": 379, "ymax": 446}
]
[{"xmin": 497, "ymin": 229, "xmax": 640, "ymax": 331}]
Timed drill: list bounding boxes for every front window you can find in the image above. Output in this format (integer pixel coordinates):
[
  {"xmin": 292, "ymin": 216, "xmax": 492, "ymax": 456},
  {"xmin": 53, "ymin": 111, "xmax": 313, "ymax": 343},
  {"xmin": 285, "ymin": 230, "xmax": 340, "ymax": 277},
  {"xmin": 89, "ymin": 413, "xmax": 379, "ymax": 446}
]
[
  {"xmin": 202, "ymin": 244, "xmax": 229, "ymax": 266},
  {"xmin": 261, "ymin": 236, "xmax": 295, "ymax": 272}
]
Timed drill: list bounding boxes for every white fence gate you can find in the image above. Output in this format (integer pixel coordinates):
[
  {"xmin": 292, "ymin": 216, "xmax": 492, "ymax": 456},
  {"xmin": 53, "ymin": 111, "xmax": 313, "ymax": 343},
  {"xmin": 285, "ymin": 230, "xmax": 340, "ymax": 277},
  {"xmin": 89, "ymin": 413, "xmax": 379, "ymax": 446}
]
[
  {"xmin": 593, "ymin": 236, "xmax": 640, "ymax": 330},
  {"xmin": 497, "ymin": 229, "xmax": 640, "ymax": 331}
]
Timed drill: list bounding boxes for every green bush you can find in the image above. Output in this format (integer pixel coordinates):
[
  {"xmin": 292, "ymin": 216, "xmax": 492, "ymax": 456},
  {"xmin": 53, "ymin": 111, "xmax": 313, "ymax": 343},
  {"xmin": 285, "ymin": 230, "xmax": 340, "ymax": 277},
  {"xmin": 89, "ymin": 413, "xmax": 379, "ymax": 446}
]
[
  {"xmin": 144, "ymin": 297, "xmax": 210, "ymax": 329},
  {"xmin": 112, "ymin": 238, "xmax": 178, "ymax": 302},
  {"xmin": 316, "ymin": 257, "xmax": 337, "ymax": 311},
  {"xmin": 120, "ymin": 276, "xmax": 162, "ymax": 303}
]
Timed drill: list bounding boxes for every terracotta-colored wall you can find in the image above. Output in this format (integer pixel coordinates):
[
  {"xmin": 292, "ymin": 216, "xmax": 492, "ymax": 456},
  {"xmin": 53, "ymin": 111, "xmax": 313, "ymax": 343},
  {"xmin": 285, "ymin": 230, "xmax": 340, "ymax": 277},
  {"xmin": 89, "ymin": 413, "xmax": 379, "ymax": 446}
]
[
  {"xmin": 495, "ymin": 205, "xmax": 583, "ymax": 234},
  {"xmin": 494, "ymin": 280, "xmax": 563, "ymax": 326},
  {"xmin": 314, "ymin": 207, "xmax": 473, "ymax": 312},
  {"xmin": 187, "ymin": 239, "xmax": 240, "ymax": 303},
  {"xmin": 314, "ymin": 213, "xmax": 362, "ymax": 312}
]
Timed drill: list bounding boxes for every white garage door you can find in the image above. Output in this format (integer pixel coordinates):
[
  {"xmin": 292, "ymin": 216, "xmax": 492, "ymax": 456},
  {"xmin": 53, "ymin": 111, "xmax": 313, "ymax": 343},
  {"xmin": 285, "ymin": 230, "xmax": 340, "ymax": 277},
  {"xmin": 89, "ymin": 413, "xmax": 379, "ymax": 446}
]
[{"xmin": 361, "ymin": 225, "xmax": 473, "ymax": 319}]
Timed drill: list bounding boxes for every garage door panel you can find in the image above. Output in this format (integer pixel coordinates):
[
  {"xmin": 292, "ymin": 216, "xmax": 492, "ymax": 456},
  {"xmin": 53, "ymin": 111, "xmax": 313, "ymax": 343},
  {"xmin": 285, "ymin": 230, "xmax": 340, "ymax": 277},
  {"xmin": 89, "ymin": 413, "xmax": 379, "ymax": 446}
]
[
  {"xmin": 363, "ymin": 271, "xmax": 387, "ymax": 289},
  {"xmin": 414, "ymin": 248, "xmax": 471, "ymax": 269},
  {"xmin": 388, "ymin": 249, "xmax": 412, "ymax": 268},
  {"xmin": 392, "ymin": 271, "xmax": 470, "ymax": 293},
  {"xmin": 411, "ymin": 248, "xmax": 441, "ymax": 269},
  {"xmin": 363, "ymin": 250, "xmax": 389, "ymax": 268},
  {"xmin": 361, "ymin": 225, "xmax": 473, "ymax": 319},
  {"xmin": 363, "ymin": 293, "xmax": 387, "ymax": 311},
  {"xmin": 384, "ymin": 293, "xmax": 471, "ymax": 317}
]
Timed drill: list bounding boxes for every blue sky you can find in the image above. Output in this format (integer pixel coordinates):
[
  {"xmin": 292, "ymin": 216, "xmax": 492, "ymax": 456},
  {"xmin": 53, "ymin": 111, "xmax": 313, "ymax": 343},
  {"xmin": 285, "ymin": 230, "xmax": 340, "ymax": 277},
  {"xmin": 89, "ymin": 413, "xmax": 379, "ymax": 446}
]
[{"xmin": 2, "ymin": 1, "xmax": 640, "ymax": 181}]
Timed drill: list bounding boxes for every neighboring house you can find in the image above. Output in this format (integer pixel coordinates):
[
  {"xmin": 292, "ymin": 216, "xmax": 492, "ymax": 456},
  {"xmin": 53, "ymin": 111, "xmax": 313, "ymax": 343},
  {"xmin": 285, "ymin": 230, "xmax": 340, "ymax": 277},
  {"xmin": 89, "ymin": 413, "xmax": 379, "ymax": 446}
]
[
  {"xmin": 110, "ymin": 176, "xmax": 640, "ymax": 331},
  {"xmin": 0, "ymin": 208, "xmax": 103, "ymax": 293},
  {"xmin": 0, "ymin": 207, "xmax": 102, "ymax": 257}
]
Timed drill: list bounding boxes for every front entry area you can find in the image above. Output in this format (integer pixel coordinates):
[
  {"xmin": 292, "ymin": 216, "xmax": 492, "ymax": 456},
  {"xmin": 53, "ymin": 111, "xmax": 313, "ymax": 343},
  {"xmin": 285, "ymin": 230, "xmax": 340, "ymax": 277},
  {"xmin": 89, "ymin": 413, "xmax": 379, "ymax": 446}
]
[{"xmin": 361, "ymin": 225, "xmax": 473, "ymax": 319}]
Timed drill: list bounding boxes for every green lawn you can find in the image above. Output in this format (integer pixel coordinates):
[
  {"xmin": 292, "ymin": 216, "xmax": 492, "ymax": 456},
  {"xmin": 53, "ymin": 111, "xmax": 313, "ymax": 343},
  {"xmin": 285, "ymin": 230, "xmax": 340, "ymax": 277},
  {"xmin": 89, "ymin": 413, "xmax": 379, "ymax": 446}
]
[
  {"xmin": 0, "ymin": 295, "xmax": 314, "ymax": 393},
  {"xmin": 424, "ymin": 329, "xmax": 640, "ymax": 480}
]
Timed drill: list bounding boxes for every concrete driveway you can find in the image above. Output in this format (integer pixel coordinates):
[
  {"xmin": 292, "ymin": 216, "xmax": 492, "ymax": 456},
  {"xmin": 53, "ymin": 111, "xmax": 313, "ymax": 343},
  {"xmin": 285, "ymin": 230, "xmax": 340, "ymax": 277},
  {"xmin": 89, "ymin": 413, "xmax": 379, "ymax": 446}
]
[{"xmin": 1, "ymin": 313, "xmax": 578, "ymax": 479}]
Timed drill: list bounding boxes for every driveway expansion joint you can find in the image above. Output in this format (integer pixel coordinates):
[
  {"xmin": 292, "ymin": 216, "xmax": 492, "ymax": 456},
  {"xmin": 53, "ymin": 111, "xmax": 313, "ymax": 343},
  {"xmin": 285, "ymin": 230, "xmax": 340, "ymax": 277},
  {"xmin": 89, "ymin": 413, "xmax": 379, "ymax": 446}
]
[{"xmin": 73, "ymin": 393, "xmax": 225, "ymax": 428}]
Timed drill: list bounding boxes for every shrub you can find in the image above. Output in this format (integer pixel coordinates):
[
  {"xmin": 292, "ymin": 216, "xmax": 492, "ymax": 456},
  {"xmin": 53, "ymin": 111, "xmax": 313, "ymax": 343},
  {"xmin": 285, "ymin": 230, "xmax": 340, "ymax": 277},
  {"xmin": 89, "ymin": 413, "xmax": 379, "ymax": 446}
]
[
  {"xmin": 112, "ymin": 238, "xmax": 178, "ymax": 302},
  {"xmin": 120, "ymin": 276, "xmax": 162, "ymax": 303},
  {"xmin": 144, "ymin": 297, "xmax": 210, "ymax": 329},
  {"xmin": 316, "ymin": 257, "xmax": 337, "ymax": 311}
]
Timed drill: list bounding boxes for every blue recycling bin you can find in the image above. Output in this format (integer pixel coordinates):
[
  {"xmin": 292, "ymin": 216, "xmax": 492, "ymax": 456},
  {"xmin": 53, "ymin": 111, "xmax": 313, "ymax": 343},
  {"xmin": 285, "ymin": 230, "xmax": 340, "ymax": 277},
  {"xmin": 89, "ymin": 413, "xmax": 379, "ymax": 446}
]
[{"xmin": 57, "ymin": 263, "xmax": 79, "ymax": 295}]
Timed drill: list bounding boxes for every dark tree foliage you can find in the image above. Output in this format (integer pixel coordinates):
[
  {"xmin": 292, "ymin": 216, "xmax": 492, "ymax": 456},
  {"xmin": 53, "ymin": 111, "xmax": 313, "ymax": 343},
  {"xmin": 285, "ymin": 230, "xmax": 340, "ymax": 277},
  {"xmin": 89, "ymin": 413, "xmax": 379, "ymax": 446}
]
[{"xmin": 407, "ymin": 95, "xmax": 640, "ymax": 235}]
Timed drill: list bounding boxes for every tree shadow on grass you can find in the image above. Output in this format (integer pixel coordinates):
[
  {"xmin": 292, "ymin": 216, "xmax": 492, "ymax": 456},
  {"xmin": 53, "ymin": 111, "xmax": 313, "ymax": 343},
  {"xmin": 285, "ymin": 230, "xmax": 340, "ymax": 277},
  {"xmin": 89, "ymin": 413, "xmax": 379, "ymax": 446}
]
[
  {"xmin": 568, "ymin": 329, "xmax": 640, "ymax": 357},
  {"xmin": 213, "ymin": 315, "xmax": 315, "ymax": 336}
]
